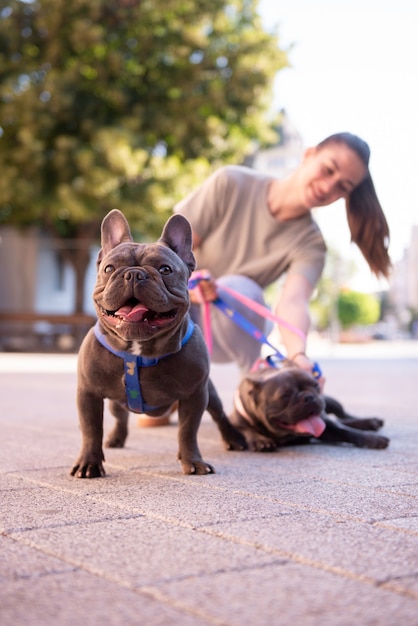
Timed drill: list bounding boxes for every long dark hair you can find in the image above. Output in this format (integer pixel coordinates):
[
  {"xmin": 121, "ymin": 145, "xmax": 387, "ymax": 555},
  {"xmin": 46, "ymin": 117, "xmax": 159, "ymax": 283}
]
[{"xmin": 317, "ymin": 132, "xmax": 391, "ymax": 279}]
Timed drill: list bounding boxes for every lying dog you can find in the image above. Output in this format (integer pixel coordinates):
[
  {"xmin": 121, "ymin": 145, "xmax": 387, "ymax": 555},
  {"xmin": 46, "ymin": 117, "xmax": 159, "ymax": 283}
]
[
  {"xmin": 71, "ymin": 209, "xmax": 245, "ymax": 478},
  {"xmin": 230, "ymin": 359, "xmax": 389, "ymax": 451}
]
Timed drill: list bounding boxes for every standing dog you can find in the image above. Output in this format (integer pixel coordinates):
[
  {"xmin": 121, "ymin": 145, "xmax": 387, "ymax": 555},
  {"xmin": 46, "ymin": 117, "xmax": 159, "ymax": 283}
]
[
  {"xmin": 230, "ymin": 360, "xmax": 389, "ymax": 451},
  {"xmin": 71, "ymin": 210, "xmax": 245, "ymax": 478}
]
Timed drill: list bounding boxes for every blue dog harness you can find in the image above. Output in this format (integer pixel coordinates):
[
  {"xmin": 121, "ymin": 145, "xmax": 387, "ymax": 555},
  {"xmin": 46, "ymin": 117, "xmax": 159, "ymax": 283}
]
[{"xmin": 94, "ymin": 319, "xmax": 195, "ymax": 413}]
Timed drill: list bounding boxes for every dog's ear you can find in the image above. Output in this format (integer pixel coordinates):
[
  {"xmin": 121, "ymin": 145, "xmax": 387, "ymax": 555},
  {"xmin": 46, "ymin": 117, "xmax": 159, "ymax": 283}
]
[
  {"xmin": 159, "ymin": 214, "xmax": 196, "ymax": 275},
  {"xmin": 242, "ymin": 375, "xmax": 265, "ymax": 399},
  {"xmin": 98, "ymin": 210, "xmax": 133, "ymax": 262}
]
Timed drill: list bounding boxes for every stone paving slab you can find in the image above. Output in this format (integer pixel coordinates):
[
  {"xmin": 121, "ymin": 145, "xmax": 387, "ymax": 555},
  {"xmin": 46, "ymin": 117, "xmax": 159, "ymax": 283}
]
[
  {"xmin": 1, "ymin": 564, "xmax": 213, "ymax": 626},
  {"xmin": 150, "ymin": 561, "xmax": 418, "ymax": 626},
  {"xmin": 1, "ymin": 345, "xmax": 418, "ymax": 625}
]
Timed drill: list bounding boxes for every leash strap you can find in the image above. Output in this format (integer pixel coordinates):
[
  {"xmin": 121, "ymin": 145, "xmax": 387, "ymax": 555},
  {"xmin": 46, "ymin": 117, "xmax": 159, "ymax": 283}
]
[
  {"xmin": 216, "ymin": 283, "xmax": 306, "ymax": 340},
  {"xmin": 94, "ymin": 319, "xmax": 195, "ymax": 412},
  {"xmin": 188, "ymin": 271, "xmax": 306, "ymax": 341},
  {"xmin": 189, "ymin": 272, "xmax": 214, "ymax": 354},
  {"xmin": 212, "ymin": 297, "xmax": 286, "ymax": 360},
  {"xmin": 188, "ymin": 273, "xmax": 322, "ymax": 380},
  {"xmin": 213, "ymin": 299, "xmax": 322, "ymax": 379}
]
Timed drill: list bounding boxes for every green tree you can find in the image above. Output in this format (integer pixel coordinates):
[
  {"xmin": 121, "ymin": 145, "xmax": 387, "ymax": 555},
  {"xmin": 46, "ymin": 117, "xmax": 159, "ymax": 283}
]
[
  {"xmin": 0, "ymin": 0, "xmax": 287, "ymax": 311},
  {"xmin": 337, "ymin": 290, "xmax": 380, "ymax": 330}
]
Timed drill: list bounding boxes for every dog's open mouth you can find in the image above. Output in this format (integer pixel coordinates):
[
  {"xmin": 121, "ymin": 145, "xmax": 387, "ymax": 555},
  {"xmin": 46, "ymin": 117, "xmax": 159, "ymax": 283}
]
[
  {"xmin": 276, "ymin": 414, "xmax": 326, "ymax": 437},
  {"xmin": 100, "ymin": 299, "xmax": 178, "ymax": 327}
]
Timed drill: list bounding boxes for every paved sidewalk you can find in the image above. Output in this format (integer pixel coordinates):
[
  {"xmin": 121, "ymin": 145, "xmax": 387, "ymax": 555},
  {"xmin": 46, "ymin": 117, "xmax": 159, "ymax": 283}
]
[{"xmin": 1, "ymin": 341, "xmax": 418, "ymax": 625}]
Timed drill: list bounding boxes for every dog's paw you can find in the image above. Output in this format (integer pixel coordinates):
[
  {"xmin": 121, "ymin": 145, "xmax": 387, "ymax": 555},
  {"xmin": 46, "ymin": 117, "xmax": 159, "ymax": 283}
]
[
  {"xmin": 347, "ymin": 417, "xmax": 385, "ymax": 431},
  {"xmin": 357, "ymin": 434, "xmax": 390, "ymax": 449},
  {"xmin": 223, "ymin": 431, "xmax": 248, "ymax": 451},
  {"xmin": 248, "ymin": 437, "xmax": 278, "ymax": 452},
  {"xmin": 70, "ymin": 462, "xmax": 106, "ymax": 478},
  {"xmin": 214, "ymin": 420, "xmax": 248, "ymax": 451},
  {"xmin": 105, "ymin": 434, "xmax": 126, "ymax": 448},
  {"xmin": 181, "ymin": 460, "xmax": 216, "ymax": 475},
  {"xmin": 225, "ymin": 439, "xmax": 248, "ymax": 451},
  {"xmin": 364, "ymin": 418, "xmax": 384, "ymax": 431}
]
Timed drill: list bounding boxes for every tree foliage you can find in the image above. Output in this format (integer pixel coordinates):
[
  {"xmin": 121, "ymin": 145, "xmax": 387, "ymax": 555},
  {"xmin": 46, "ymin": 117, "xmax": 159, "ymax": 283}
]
[
  {"xmin": 0, "ymin": 0, "xmax": 287, "ymax": 311},
  {"xmin": 0, "ymin": 0, "xmax": 287, "ymax": 238}
]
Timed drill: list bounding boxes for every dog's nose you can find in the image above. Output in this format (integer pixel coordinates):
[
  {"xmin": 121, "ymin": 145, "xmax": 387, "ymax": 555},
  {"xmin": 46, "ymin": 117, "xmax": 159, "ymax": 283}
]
[
  {"xmin": 124, "ymin": 268, "xmax": 148, "ymax": 283},
  {"xmin": 304, "ymin": 394, "xmax": 314, "ymax": 404}
]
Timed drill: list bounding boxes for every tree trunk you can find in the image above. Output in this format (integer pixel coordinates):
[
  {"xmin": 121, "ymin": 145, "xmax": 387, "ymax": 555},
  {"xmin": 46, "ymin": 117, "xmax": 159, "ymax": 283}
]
[
  {"xmin": 72, "ymin": 241, "xmax": 93, "ymax": 314},
  {"xmin": 73, "ymin": 222, "xmax": 100, "ymax": 314},
  {"xmin": 55, "ymin": 221, "xmax": 100, "ymax": 314}
]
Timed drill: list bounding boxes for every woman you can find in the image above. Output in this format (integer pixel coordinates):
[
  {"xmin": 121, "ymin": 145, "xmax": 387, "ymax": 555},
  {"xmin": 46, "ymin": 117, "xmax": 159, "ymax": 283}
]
[{"xmin": 174, "ymin": 132, "xmax": 391, "ymax": 383}]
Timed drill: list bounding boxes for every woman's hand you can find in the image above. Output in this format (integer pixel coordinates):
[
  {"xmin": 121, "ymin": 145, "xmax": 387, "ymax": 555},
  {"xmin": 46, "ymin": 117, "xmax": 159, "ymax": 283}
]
[
  {"xmin": 189, "ymin": 270, "xmax": 218, "ymax": 303},
  {"xmin": 292, "ymin": 352, "xmax": 326, "ymax": 392}
]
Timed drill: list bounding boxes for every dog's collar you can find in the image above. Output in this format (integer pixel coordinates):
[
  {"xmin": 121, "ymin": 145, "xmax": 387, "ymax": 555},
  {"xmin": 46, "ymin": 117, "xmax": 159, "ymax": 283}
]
[
  {"xmin": 236, "ymin": 356, "xmax": 284, "ymax": 424},
  {"xmin": 235, "ymin": 357, "xmax": 278, "ymax": 424},
  {"xmin": 252, "ymin": 354, "xmax": 322, "ymax": 382},
  {"xmin": 94, "ymin": 319, "xmax": 195, "ymax": 413},
  {"xmin": 250, "ymin": 355, "xmax": 287, "ymax": 372},
  {"xmin": 234, "ymin": 390, "xmax": 253, "ymax": 424}
]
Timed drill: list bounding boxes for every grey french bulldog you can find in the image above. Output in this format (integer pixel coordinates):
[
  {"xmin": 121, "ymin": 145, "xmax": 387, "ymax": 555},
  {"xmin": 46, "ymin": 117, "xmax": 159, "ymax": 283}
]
[
  {"xmin": 230, "ymin": 360, "xmax": 390, "ymax": 451},
  {"xmin": 71, "ymin": 209, "xmax": 246, "ymax": 478}
]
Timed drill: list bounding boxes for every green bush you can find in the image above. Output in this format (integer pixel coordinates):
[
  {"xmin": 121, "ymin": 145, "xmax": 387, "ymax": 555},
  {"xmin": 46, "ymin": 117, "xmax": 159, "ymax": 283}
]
[{"xmin": 337, "ymin": 291, "xmax": 380, "ymax": 329}]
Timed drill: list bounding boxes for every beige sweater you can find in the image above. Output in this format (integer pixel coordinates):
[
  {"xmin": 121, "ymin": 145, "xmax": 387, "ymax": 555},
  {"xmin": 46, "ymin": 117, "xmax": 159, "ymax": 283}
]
[{"xmin": 174, "ymin": 165, "xmax": 326, "ymax": 289}]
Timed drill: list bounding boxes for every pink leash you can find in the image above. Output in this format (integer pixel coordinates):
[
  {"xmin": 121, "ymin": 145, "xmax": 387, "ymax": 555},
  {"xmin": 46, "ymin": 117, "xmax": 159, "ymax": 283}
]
[
  {"xmin": 189, "ymin": 272, "xmax": 306, "ymax": 354},
  {"xmin": 217, "ymin": 284, "xmax": 306, "ymax": 340},
  {"xmin": 194, "ymin": 284, "xmax": 213, "ymax": 355},
  {"xmin": 188, "ymin": 273, "xmax": 322, "ymax": 380}
]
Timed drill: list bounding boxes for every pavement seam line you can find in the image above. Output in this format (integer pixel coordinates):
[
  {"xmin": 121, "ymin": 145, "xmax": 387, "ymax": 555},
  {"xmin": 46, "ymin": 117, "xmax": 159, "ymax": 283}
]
[
  {"xmin": 4, "ymin": 508, "xmax": 418, "ymax": 603},
  {"xmin": 5, "ymin": 469, "xmax": 416, "ymax": 532},
  {"xmin": 1, "ymin": 533, "xmax": 234, "ymax": 626},
  {"xmin": 194, "ymin": 526, "xmax": 418, "ymax": 601}
]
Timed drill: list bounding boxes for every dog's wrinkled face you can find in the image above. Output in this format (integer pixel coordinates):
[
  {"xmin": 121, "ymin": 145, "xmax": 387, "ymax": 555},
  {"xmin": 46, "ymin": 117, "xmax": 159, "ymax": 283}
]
[
  {"xmin": 242, "ymin": 365, "xmax": 326, "ymax": 438},
  {"xmin": 94, "ymin": 210, "xmax": 195, "ymax": 343}
]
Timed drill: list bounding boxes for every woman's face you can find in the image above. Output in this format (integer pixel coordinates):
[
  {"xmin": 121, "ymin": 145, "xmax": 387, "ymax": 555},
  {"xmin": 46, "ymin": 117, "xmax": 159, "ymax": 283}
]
[{"xmin": 300, "ymin": 142, "xmax": 367, "ymax": 209}]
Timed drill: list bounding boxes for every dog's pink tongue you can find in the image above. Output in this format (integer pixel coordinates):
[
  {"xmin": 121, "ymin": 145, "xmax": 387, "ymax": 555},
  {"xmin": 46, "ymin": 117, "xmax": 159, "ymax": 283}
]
[
  {"xmin": 115, "ymin": 303, "xmax": 149, "ymax": 322},
  {"xmin": 293, "ymin": 415, "xmax": 326, "ymax": 437}
]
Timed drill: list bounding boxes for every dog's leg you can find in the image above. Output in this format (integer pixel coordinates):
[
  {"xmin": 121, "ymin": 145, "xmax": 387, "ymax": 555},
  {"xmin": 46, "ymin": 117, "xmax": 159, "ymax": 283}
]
[
  {"xmin": 324, "ymin": 396, "xmax": 384, "ymax": 431},
  {"xmin": 227, "ymin": 408, "xmax": 278, "ymax": 452},
  {"xmin": 105, "ymin": 400, "xmax": 129, "ymax": 448},
  {"xmin": 206, "ymin": 379, "xmax": 247, "ymax": 450},
  {"xmin": 177, "ymin": 393, "xmax": 215, "ymax": 475},
  {"xmin": 239, "ymin": 429, "xmax": 278, "ymax": 452},
  {"xmin": 319, "ymin": 415, "xmax": 389, "ymax": 449},
  {"xmin": 71, "ymin": 389, "xmax": 106, "ymax": 478}
]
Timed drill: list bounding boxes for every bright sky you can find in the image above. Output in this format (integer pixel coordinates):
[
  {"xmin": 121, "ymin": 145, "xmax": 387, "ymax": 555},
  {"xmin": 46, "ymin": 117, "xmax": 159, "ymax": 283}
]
[{"xmin": 257, "ymin": 0, "xmax": 418, "ymax": 291}]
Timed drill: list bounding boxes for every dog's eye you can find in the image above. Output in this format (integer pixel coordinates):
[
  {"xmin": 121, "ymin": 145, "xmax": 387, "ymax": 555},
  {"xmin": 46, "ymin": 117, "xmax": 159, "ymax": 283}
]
[
  {"xmin": 104, "ymin": 265, "xmax": 115, "ymax": 274},
  {"xmin": 159, "ymin": 265, "xmax": 172, "ymax": 275}
]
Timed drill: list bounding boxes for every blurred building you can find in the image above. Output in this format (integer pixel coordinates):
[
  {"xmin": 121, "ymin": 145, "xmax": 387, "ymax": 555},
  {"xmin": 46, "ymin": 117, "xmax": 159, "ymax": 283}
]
[
  {"xmin": 388, "ymin": 225, "xmax": 418, "ymax": 329},
  {"xmin": 407, "ymin": 226, "xmax": 418, "ymax": 311},
  {"xmin": 247, "ymin": 110, "xmax": 304, "ymax": 177},
  {"xmin": 0, "ymin": 226, "xmax": 97, "ymax": 315}
]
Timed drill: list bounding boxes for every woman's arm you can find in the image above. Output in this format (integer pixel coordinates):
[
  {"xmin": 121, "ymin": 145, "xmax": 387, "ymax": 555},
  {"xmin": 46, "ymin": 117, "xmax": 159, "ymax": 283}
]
[{"xmin": 275, "ymin": 273, "xmax": 325, "ymax": 387}]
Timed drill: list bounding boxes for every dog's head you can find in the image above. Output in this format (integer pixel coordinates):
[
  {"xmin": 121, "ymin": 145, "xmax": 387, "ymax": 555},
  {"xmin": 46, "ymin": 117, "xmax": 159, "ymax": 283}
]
[
  {"xmin": 239, "ymin": 363, "xmax": 326, "ymax": 438},
  {"xmin": 93, "ymin": 209, "xmax": 195, "ymax": 345}
]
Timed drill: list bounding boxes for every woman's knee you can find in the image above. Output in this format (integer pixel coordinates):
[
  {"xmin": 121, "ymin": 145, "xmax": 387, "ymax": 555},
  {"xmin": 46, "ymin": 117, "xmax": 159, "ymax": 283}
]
[{"xmin": 216, "ymin": 274, "xmax": 265, "ymax": 304}]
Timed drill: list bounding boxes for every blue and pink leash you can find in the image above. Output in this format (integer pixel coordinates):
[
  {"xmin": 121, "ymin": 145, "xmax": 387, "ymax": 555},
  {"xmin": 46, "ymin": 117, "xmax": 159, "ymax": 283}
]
[{"xmin": 188, "ymin": 271, "xmax": 322, "ymax": 380}]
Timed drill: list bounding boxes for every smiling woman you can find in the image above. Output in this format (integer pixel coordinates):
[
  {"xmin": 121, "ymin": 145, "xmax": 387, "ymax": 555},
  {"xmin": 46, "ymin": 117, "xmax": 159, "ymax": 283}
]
[
  {"xmin": 257, "ymin": 0, "xmax": 418, "ymax": 268},
  {"xmin": 174, "ymin": 132, "xmax": 391, "ymax": 382},
  {"xmin": 297, "ymin": 133, "xmax": 391, "ymax": 278}
]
